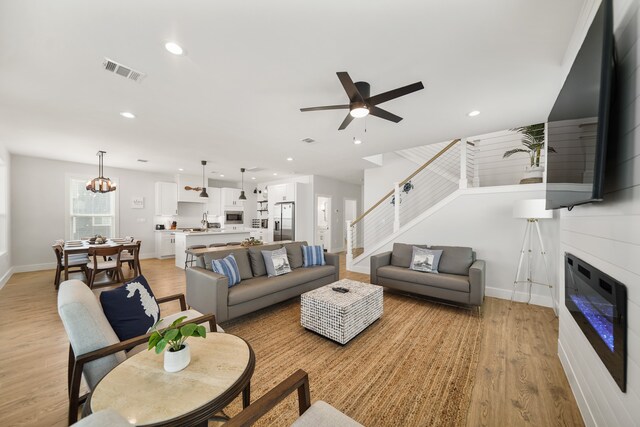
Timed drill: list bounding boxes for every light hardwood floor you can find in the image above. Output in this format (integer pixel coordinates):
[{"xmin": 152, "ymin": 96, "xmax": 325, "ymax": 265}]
[{"xmin": 0, "ymin": 256, "xmax": 583, "ymax": 426}]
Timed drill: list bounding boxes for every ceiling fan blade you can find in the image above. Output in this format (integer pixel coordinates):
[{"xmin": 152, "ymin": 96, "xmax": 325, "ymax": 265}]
[
  {"xmin": 300, "ymin": 104, "xmax": 350, "ymax": 112},
  {"xmin": 338, "ymin": 113, "xmax": 355, "ymax": 130},
  {"xmin": 337, "ymin": 72, "xmax": 364, "ymax": 103},
  {"xmin": 367, "ymin": 82, "xmax": 424, "ymax": 106},
  {"xmin": 369, "ymin": 106, "xmax": 403, "ymax": 123}
]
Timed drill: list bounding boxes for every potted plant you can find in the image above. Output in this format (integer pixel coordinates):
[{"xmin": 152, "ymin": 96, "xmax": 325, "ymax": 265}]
[
  {"xmin": 503, "ymin": 123, "xmax": 556, "ymax": 183},
  {"xmin": 148, "ymin": 316, "xmax": 207, "ymax": 372},
  {"xmin": 241, "ymin": 237, "xmax": 263, "ymax": 247}
]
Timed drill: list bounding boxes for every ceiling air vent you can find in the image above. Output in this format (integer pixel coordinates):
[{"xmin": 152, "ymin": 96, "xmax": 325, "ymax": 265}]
[
  {"xmin": 301, "ymin": 137, "xmax": 316, "ymax": 144},
  {"xmin": 102, "ymin": 58, "xmax": 146, "ymax": 83}
]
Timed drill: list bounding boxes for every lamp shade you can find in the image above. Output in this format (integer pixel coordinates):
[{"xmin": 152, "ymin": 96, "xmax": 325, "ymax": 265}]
[{"xmin": 513, "ymin": 199, "xmax": 553, "ymax": 219}]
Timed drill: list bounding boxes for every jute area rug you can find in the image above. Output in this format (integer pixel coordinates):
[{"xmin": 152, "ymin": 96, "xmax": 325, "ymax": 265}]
[{"xmin": 221, "ymin": 292, "xmax": 483, "ymax": 426}]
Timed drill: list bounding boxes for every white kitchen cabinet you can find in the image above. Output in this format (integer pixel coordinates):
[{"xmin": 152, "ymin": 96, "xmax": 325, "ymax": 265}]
[
  {"xmin": 268, "ymin": 183, "xmax": 295, "ymax": 202},
  {"xmin": 155, "ymin": 232, "xmax": 176, "ymax": 258},
  {"xmin": 250, "ymin": 229, "xmax": 270, "ymax": 243},
  {"xmin": 221, "ymin": 188, "xmax": 245, "ymax": 209},
  {"xmin": 177, "ymin": 174, "xmax": 207, "ymax": 203},
  {"xmin": 205, "ymin": 187, "xmax": 221, "ymax": 217},
  {"xmin": 155, "ymin": 182, "xmax": 178, "ymax": 216}
]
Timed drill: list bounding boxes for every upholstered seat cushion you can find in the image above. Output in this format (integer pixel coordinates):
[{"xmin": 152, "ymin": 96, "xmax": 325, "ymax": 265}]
[
  {"xmin": 87, "ymin": 260, "xmax": 119, "ymax": 269},
  {"xmin": 228, "ymin": 265, "xmax": 335, "ymax": 305},
  {"xmin": 391, "ymin": 243, "xmax": 428, "ymax": 268},
  {"xmin": 430, "ymin": 245, "xmax": 474, "ymax": 276},
  {"xmin": 248, "ymin": 244, "xmax": 283, "ymax": 277},
  {"xmin": 72, "ymin": 409, "xmax": 133, "ymax": 427},
  {"xmin": 377, "ymin": 265, "xmax": 470, "ymax": 293},
  {"xmin": 64, "ymin": 256, "xmax": 89, "ymax": 266},
  {"xmin": 292, "ymin": 401, "xmax": 363, "ymax": 427},
  {"xmin": 285, "ymin": 241, "xmax": 306, "ymax": 269}
]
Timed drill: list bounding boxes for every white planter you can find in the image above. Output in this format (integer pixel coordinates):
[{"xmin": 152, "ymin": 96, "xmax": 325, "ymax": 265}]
[
  {"xmin": 164, "ymin": 343, "xmax": 191, "ymax": 372},
  {"xmin": 520, "ymin": 165, "xmax": 544, "ymax": 184}
]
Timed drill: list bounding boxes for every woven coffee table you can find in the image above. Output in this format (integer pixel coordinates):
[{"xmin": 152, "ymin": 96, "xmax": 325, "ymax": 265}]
[{"xmin": 301, "ymin": 279, "xmax": 383, "ymax": 344}]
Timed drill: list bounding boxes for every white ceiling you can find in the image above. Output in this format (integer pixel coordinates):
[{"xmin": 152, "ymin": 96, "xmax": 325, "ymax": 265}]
[{"xmin": 0, "ymin": 0, "xmax": 585, "ymax": 184}]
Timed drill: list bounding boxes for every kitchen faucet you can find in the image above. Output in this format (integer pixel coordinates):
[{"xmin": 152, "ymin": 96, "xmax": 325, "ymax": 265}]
[{"xmin": 201, "ymin": 212, "xmax": 209, "ymax": 229}]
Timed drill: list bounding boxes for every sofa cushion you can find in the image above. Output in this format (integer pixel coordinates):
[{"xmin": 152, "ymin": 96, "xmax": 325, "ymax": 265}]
[
  {"xmin": 211, "ymin": 254, "xmax": 242, "ymax": 287},
  {"xmin": 262, "ymin": 247, "xmax": 292, "ymax": 277},
  {"xmin": 302, "ymin": 245, "xmax": 326, "ymax": 267},
  {"xmin": 203, "ymin": 249, "xmax": 253, "ymax": 280},
  {"xmin": 377, "ymin": 265, "xmax": 470, "ymax": 293},
  {"xmin": 248, "ymin": 244, "xmax": 283, "ymax": 277},
  {"xmin": 99, "ymin": 275, "xmax": 160, "ymax": 342},
  {"xmin": 391, "ymin": 243, "xmax": 428, "ymax": 268},
  {"xmin": 409, "ymin": 247, "xmax": 443, "ymax": 273},
  {"xmin": 430, "ymin": 246, "xmax": 474, "ymax": 276},
  {"xmin": 228, "ymin": 265, "xmax": 336, "ymax": 305},
  {"xmin": 285, "ymin": 241, "xmax": 307, "ymax": 269}
]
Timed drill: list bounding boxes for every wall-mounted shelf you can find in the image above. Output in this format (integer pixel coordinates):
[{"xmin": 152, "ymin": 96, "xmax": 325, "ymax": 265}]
[{"xmin": 258, "ymin": 200, "xmax": 268, "ymax": 204}]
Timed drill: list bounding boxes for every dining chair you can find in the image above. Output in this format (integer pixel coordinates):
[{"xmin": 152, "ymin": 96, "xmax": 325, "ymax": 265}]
[
  {"xmin": 225, "ymin": 369, "xmax": 362, "ymax": 427},
  {"xmin": 57, "ymin": 279, "xmax": 222, "ymax": 425},
  {"xmin": 209, "ymin": 243, "xmax": 227, "ymax": 248},
  {"xmin": 120, "ymin": 240, "xmax": 142, "ymax": 276},
  {"xmin": 53, "ymin": 245, "xmax": 89, "ymax": 289},
  {"xmin": 86, "ymin": 246, "xmax": 124, "ymax": 289},
  {"xmin": 226, "ymin": 242, "xmax": 241, "ymax": 246}
]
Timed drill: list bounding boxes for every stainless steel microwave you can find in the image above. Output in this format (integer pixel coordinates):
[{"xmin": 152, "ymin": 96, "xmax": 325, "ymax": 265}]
[{"xmin": 224, "ymin": 211, "xmax": 244, "ymax": 224}]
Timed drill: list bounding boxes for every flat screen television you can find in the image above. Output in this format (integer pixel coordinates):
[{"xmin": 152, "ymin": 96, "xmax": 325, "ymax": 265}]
[{"xmin": 545, "ymin": 0, "xmax": 615, "ymax": 210}]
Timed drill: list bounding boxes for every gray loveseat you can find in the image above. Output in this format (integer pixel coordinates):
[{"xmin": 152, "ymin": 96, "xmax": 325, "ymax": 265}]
[
  {"xmin": 186, "ymin": 241, "xmax": 339, "ymax": 322},
  {"xmin": 370, "ymin": 243, "xmax": 485, "ymax": 307}
]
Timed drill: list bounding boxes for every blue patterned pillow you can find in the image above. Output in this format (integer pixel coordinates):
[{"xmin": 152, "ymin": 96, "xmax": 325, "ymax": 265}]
[
  {"xmin": 99, "ymin": 275, "xmax": 160, "ymax": 341},
  {"xmin": 211, "ymin": 254, "xmax": 241, "ymax": 287},
  {"xmin": 302, "ymin": 245, "xmax": 326, "ymax": 267}
]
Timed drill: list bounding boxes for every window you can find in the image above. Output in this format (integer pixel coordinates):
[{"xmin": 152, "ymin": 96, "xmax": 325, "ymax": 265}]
[
  {"xmin": 0, "ymin": 158, "xmax": 6, "ymax": 255},
  {"xmin": 68, "ymin": 177, "xmax": 117, "ymax": 239}
]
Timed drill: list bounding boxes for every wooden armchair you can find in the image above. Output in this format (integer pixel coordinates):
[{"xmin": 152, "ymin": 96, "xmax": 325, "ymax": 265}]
[
  {"xmin": 58, "ymin": 279, "xmax": 221, "ymax": 425},
  {"xmin": 225, "ymin": 369, "xmax": 362, "ymax": 427}
]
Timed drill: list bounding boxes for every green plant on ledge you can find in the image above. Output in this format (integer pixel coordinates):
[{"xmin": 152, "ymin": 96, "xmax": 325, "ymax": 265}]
[
  {"xmin": 503, "ymin": 123, "xmax": 556, "ymax": 167},
  {"xmin": 147, "ymin": 316, "xmax": 206, "ymax": 354}
]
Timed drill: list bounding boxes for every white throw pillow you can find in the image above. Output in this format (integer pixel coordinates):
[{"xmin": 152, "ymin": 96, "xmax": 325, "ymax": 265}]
[
  {"xmin": 261, "ymin": 247, "xmax": 292, "ymax": 277},
  {"xmin": 409, "ymin": 247, "xmax": 443, "ymax": 273}
]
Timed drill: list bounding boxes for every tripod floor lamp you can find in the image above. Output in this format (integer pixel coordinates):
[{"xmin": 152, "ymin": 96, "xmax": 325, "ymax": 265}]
[{"xmin": 511, "ymin": 199, "xmax": 557, "ymax": 316}]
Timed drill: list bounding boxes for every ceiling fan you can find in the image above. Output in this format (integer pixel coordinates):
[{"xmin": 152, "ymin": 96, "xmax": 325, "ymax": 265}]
[{"xmin": 300, "ymin": 72, "xmax": 424, "ymax": 130}]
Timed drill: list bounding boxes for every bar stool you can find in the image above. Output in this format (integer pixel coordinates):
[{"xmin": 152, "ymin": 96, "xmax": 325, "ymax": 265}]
[
  {"xmin": 185, "ymin": 245, "xmax": 206, "ymax": 269},
  {"xmin": 226, "ymin": 242, "xmax": 241, "ymax": 246},
  {"xmin": 209, "ymin": 243, "xmax": 226, "ymax": 248}
]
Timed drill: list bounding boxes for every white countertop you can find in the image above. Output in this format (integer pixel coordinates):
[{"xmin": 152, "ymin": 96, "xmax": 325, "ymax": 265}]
[{"xmin": 173, "ymin": 229, "xmax": 251, "ymax": 236}]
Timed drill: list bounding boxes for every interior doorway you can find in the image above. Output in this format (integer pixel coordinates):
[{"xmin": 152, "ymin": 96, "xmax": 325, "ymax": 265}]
[
  {"xmin": 316, "ymin": 195, "xmax": 332, "ymax": 252},
  {"xmin": 344, "ymin": 198, "xmax": 357, "ymax": 250}
]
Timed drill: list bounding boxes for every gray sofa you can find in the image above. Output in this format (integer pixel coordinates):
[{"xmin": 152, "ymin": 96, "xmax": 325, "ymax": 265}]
[
  {"xmin": 186, "ymin": 241, "xmax": 339, "ymax": 322},
  {"xmin": 370, "ymin": 243, "xmax": 485, "ymax": 307}
]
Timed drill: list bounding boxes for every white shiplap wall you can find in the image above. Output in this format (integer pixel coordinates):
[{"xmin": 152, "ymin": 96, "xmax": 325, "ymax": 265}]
[{"xmin": 558, "ymin": 0, "xmax": 640, "ymax": 425}]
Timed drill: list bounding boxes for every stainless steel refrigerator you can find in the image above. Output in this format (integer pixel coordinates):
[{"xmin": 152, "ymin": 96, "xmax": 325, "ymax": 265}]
[{"xmin": 273, "ymin": 202, "xmax": 295, "ymax": 241}]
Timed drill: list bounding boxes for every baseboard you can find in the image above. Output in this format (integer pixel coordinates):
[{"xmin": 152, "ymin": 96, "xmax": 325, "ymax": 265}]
[
  {"xmin": 346, "ymin": 264, "xmax": 369, "ymax": 275},
  {"xmin": 0, "ymin": 267, "xmax": 14, "ymax": 289},
  {"xmin": 558, "ymin": 335, "xmax": 594, "ymax": 427},
  {"xmin": 484, "ymin": 285, "xmax": 554, "ymax": 308},
  {"xmin": 12, "ymin": 262, "xmax": 57, "ymax": 273}
]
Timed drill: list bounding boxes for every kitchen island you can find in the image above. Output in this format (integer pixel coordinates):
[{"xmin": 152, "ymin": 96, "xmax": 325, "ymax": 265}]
[{"xmin": 174, "ymin": 229, "xmax": 251, "ymax": 269}]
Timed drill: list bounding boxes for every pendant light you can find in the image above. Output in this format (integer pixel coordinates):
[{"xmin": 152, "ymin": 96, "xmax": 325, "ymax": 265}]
[
  {"xmin": 239, "ymin": 168, "xmax": 247, "ymax": 200},
  {"xmin": 199, "ymin": 160, "xmax": 209, "ymax": 198},
  {"xmin": 86, "ymin": 151, "xmax": 117, "ymax": 193}
]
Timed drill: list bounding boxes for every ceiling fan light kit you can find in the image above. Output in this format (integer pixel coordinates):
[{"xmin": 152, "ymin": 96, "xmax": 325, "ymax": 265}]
[
  {"xmin": 86, "ymin": 151, "xmax": 117, "ymax": 193},
  {"xmin": 300, "ymin": 71, "xmax": 424, "ymax": 130}
]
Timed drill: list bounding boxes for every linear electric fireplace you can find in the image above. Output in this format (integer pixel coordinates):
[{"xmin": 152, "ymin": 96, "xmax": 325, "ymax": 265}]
[{"xmin": 565, "ymin": 253, "xmax": 627, "ymax": 391}]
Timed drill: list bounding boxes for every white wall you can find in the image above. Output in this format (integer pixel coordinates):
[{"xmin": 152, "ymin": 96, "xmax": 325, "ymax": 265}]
[
  {"xmin": 363, "ymin": 153, "xmax": 417, "ymax": 208},
  {"xmin": 557, "ymin": 1, "xmax": 640, "ymax": 425},
  {"xmin": 313, "ymin": 175, "xmax": 362, "ymax": 252},
  {"xmin": 354, "ymin": 185, "xmax": 560, "ymax": 306},
  {"xmin": 0, "ymin": 142, "xmax": 11, "ymax": 287},
  {"xmin": 10, "ymin": 155, "xmax": 173, "ymax": 270}
]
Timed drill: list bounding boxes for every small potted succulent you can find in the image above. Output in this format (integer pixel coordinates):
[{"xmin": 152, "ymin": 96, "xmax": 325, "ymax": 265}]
[
  {"xmin": 241, "ymin": 237, "xmax": 263, "ymax": 247},
  {"xmin": 148, "ymin": 316, "xmax": 207, "ymax": 372}
]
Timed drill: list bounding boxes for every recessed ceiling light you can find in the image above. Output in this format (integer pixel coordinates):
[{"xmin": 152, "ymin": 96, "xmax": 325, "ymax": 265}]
[
  {"xmin": 273, "ymin": 173, "xmax": 278, "ymax": 176},
  {"xmin": 120, "ymin": 112, "xmax": 136, "ymax": 119},
  {"xmin": 251, "ymin": 177, "xmax": 256, "ymax": 180},
  {"xmin": 353, "ymin": 137, "xmax": 362, "ymax": 145},
  {"xmin": 467, "ymin": 110, "xmax": 481, "ymax": 117},
  {"xmin": 178, "ymin": 168, "xmax": 184, "ymax": 171},
  {"xmin": 286, "ymin": 157, "xmax": 293, "ymax": 161},
  {"xmin": 219, "ymin": 174, "xmax": 225, "ymax": 177},
  {"xmin": 165, "ymin": 42, "xmax": 184, "ymax": 55}
]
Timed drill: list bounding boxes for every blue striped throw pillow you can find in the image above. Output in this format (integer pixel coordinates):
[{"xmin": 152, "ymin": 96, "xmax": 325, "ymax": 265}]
[
  {"xmin": 302, "ymin": 245, "xmax": 326, "ymax": 267},
  {"xmin": 211, "ymin": 254, "xmax": 241, "ymax": 287}
]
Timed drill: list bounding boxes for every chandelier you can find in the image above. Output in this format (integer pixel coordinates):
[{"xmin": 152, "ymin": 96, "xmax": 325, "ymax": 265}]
[{"xmin": 86, "ymin": 151, "xmax": 117, "ymax": 193}]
